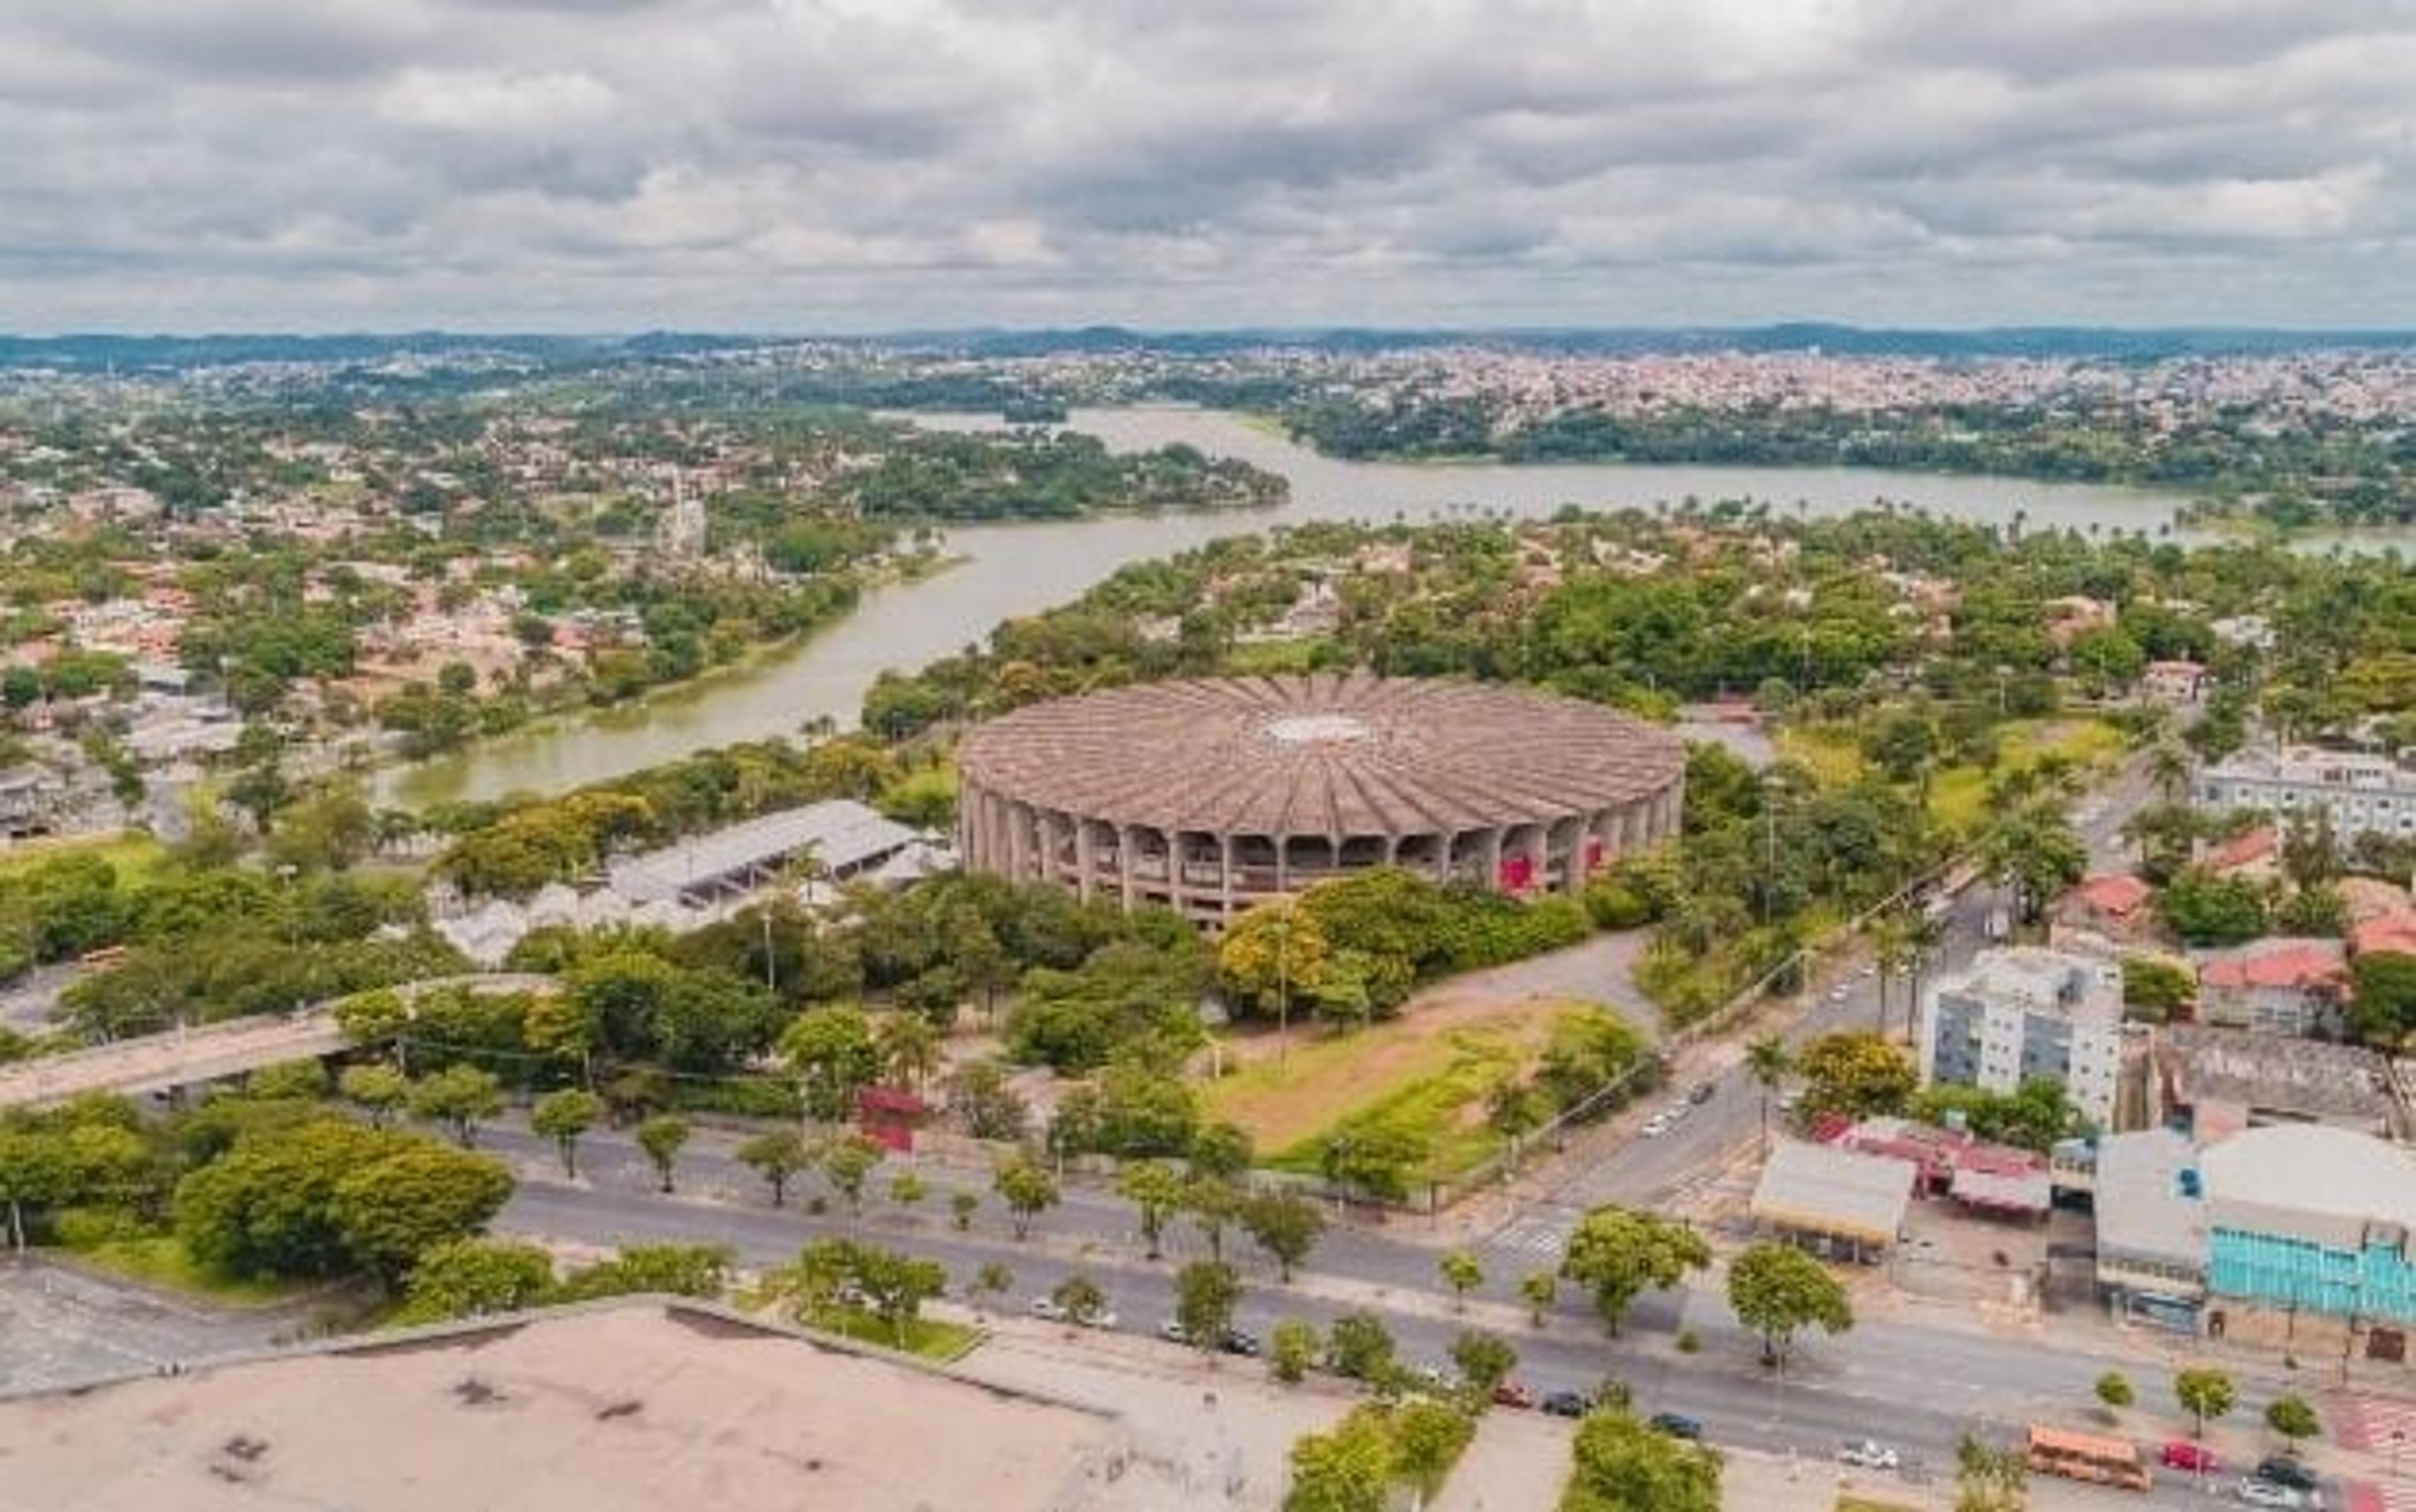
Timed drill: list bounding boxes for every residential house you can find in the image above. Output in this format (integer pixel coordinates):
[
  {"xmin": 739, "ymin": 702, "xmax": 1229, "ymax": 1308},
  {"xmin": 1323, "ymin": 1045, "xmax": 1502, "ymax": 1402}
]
[{"xmin": 2192, "ymin": 938, "xmax": 2347, "ymax": 1036}]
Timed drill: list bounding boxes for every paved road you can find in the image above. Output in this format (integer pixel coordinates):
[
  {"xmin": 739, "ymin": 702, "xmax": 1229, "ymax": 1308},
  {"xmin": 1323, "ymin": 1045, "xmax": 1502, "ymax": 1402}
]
[{"xmin": 1479, "ymin": 748, "xmax": 2162, "ymax": 1268}]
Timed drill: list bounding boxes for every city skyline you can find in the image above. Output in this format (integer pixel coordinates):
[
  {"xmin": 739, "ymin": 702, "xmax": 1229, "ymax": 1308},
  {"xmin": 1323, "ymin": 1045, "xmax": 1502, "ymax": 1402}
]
[{"xmin": 4, "ymin": 0, "xmax": 2415, "ymax": 332}]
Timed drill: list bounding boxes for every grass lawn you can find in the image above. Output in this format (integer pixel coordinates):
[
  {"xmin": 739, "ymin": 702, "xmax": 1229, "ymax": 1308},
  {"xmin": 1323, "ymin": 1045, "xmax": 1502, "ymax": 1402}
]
[
  {"xmin": 800, "ymin": 1302, "xmax": 982, "ymax": 1363},
  {"xmin": 0, "ymin": 831, "xmax": 167, "ymax": 883},
  {"xmin": 1204, "ymin": 997, "xmax": 1586, "ymax": 1184},
  {"xmin": 1779, "ymin": 716, "xmax": 2123, "ymax": 836},
  {"xmin": 1224, "ymin": 637, "xmax": 1334, "ymax": 675},
  {"xmin": 65, "ymin": 1235, "xmax": 308, "ymax": 1308}
]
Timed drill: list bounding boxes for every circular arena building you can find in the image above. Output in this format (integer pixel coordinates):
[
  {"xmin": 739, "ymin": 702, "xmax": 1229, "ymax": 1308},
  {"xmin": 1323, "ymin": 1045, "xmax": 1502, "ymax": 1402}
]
[{"xmin": 955, "ymin": 673, "xmax": 1686, "ymax": 929}]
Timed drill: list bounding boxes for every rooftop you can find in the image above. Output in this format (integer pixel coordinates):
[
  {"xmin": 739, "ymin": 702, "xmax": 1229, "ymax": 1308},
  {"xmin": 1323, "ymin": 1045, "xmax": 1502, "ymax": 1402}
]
[
  {"xmin": 2200, "ymin": 1123, "xmax": 2416, "ymax": 1231},
  {"xmin": 2154, "ymin": 1023, "xmax": 2400, "ymax": 1136},
  {"xmin": 955, "ymin": 672, "xmax": 1686, "ymax": 836},
  {"xmin": 1750, "ymin": 1139, "xmax": 1918, "ymax": 1245},
  {"xmin": 610, "ymin": 799, "xmax": 918, "ymax": 904},
  {"xmin": 0, "ymin": 1301, "xmax": 1122, "ymax": 1512},
  {"xmin": 2350, "ymin": 912, "xmax": 2416, "ymax": 958},
  {"xmin": 2194, "ymin": 937, "xmax": 2347, "ymax": 992},
  {"xmin": 1934, "ymin": 946, "xmax": 2122, "ymax": 1024},
  {"xmin": 2093, "ymin": 1129, "xmax": 2206, "ymax": 1267},
  {"xmin": 2203, "ymin": 746, "xmax": 2416, "ymax": 790},
  {"xmin": 2065, "ymin": 873, "xmax": 2152, "ymax": 919}
]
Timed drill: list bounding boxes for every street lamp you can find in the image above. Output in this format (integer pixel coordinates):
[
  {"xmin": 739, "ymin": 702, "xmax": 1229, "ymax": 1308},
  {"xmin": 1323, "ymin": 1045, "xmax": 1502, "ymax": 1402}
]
[{"xmin": 2392, "ymin": 1427, "xmax": 2406, "ymax": 1481}]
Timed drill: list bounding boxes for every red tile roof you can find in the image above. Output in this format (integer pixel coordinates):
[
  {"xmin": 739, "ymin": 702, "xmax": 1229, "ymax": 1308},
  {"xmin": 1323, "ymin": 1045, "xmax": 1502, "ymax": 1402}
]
[
  {"xmin": 2198, "ymin": 940, "xmax": 2346, "ymax": 991},
  {"xmin": 2349, "ymin": 914, "xmax": 2416, "ymax": 959},
  {"xmin": 2207, "ymin": 827, "xmax": 2279, "ymax": 873},
  {"xmin": 2067, "ymin": 873, "xmax": 2152, "ymax": 919}
]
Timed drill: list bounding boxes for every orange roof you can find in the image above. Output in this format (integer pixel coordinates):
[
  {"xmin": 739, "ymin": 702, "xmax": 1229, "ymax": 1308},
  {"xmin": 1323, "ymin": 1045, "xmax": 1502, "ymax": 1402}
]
[
  {"xmin": 2200, "ymin": 940, "xmax": 2346, "ymax": 991},
  {"xmin": 2068, "ymin": 873, "xmax": 2152, "ymax": 918},
  {"xmin": 2351, "ymin": 914, "xmax": 2416, "ymax": 958},
  {"xmin": 2207, "ymin": 826, "xmax": 2278, "ymax": 872}
]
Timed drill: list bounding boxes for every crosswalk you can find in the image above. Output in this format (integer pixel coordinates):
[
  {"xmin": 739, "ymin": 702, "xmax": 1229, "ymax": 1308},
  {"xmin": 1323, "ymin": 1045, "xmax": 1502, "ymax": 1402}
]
[
  {"xmin": 1484, "ymin": 1214, "xmax": 1570, "ymax": 1262},
  {"xmin": 2343, "ymin": 1480, "xmax": 2416, "ymax": 1512},
  {"xmin": 2337, "ymin": 1391, "xmax": 2416, "ymax": 1454}
]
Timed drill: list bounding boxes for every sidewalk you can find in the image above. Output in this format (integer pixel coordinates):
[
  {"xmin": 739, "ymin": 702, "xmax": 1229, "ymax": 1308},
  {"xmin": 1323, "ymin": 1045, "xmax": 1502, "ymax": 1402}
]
[{"xmin": 1428, "ymin": 1408, "xmax": 1575, "ymax": 1512}]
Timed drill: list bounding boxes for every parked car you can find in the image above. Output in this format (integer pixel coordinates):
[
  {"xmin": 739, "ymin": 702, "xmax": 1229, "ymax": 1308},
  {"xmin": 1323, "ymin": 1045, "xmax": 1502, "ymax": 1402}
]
[
  {"xmin": 1080, "ymin": 1308, "xmax": 1120, "ymax": 1331},
  {"xmin": 2235, "ymin": 1478, "xmax": 2317, "ymax": 1509},
  {"xmin": 1641, "ymin": 1114, "xmax": 1671, "ymax": 1138},
  {"xmin": 1838, "ymin": 1440, "xmax": 1899, "ymax": 1470},
  {"xmin": 1491, "ymin": 1380, "xmax": 1536, "ymax": 1410},
  {"xmin": 1648, "ymin": 1412, "xmax": 1704, "ymax": 1441},
  {"xmin": 1158, "ymin": 1318, "xmax": 1189, "ymax": 1343},
  {"xmin": 1029, "ymin": 1297, "xmax": 1068, "ymax": 1323},
  {"xmin": 1218, "ymin": 1329, "xmax": 1260, "ymax": 1357},
  {"xmin": 2159, "ymin": 1440, "xmax": 2218, "ymax": 1473},
  {"xmin": 1687, "ymin": 1080, "xmax": 1716, "ymax": 1106},
  {"xmin": 2254, "ymin": 1457, "xmax": 2320, "ymax": 1492},
  {"xmin": 1540, "ymin": 1391, "xmax": 1589, "ymax": 1419}
]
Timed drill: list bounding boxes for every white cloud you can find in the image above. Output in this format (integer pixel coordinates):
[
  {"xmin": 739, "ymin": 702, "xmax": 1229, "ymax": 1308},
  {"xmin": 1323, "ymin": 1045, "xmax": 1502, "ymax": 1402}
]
[{"xmin": 0, "ymin": 0, "xmax": 2410, "ymax": 328}]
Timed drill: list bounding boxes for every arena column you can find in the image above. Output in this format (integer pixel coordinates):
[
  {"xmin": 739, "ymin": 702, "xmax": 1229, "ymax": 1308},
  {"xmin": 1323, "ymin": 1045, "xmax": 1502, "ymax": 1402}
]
[
  {"xmin": 1481, "ymin": 827, "xmax": 1505, "ymax": 891},
  {"xmin": 1117, "ymin": 824, "xmax": 1138, "ymax": 910},
  {"xmin": 1074, "ymin": 819, "xmax": 1098, "ymax": 904},
  {"xmin": 1218, "ymin": 835, "xmax": 1236, "ymax": 922},
  {"xmin": 1166, "ymin": 828, "xmax": 1188, "ymax": 916}
]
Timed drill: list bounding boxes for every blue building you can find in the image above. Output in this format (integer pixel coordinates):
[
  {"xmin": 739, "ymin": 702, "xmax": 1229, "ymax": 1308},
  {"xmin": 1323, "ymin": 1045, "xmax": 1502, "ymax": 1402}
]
[{"xmin": 2200, "ymin": 1124, "xmax": 2416, "ymax": 1326}]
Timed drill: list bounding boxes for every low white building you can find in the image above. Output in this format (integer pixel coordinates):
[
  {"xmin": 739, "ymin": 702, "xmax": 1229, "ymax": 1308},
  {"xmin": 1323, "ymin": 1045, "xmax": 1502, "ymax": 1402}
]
[
  {"xmin": 2196, "ymin": 746, "xmax": 2416, "ymax": 844},
  {"xmin": 1918, "ymin": 946, "xmax": 2127, "ymax": 1130}
]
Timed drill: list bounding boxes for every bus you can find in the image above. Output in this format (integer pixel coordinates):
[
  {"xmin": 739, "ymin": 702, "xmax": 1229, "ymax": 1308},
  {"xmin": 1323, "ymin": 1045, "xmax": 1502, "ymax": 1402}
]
[{"xmin": 2027, "ymin": 1426, "xmax": 2152, "ymax": 1491}]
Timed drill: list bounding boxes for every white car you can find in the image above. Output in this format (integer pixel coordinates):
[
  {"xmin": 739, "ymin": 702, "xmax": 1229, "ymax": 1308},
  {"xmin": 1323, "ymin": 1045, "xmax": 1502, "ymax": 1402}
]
[
  {"xmin": 2236, "ymin": 1479, "xmax": 2317, "ymax": 1509},
  {"xmin": 1029, "ymin": 1297, "xmax": 1068, "ymax": 1323},
  {"xmin": 1663, "ymin": 1100, "xmax": 1693, "ymax": 1122},
  {"xmin": 1080, "ymin": 1308, "xmax": 1119, "ymax": 1330},
  {"xmin": 1838, "ymin": 1440, "xmax": 1899, "ymax": 1470},
  {"xmin": 1828, "ymin": 987, "xmax": 1849, "ymax": 1003},
  {"xmin": 1641, "ymin": 1114, "xmax": 1671, "ymax": 1138}
]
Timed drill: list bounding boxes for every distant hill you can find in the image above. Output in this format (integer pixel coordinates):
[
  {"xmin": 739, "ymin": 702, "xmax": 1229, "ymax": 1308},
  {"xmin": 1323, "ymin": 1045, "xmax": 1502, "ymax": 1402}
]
[{"xmin": 3, "ymin": 324, "xmax": 2412, "ymax": 373}]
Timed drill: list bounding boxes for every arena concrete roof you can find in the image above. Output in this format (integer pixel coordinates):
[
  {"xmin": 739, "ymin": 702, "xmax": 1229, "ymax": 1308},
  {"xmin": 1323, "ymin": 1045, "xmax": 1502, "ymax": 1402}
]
[{"xmin": 956, "ymin": 673, "xmax": 1686, "ymax": 836}]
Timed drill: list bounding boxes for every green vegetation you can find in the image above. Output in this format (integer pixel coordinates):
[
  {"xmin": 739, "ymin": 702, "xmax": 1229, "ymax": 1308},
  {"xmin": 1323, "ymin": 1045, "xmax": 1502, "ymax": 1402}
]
[
  {"xmin": 1284, "ymin": 1401, "xmax": 1478, "ymax": 1512},
  {"xmin": 1559, "ymin": 1406, "xmax": 1723, "ymax": 1512},
  {"xmin": 67, "ymin": 1234, "xmax": 310, "ymax": 1306},
  {"xmin": 1727, "ymin": 1242, "xmax": 1855, "ymax": 1368}
]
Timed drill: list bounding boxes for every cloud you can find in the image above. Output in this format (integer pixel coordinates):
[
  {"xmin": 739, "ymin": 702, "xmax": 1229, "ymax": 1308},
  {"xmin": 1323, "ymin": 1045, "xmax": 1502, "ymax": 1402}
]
[{"xmin": 0, "ymin": 0, "xmax": 2410, "ymax": 329}]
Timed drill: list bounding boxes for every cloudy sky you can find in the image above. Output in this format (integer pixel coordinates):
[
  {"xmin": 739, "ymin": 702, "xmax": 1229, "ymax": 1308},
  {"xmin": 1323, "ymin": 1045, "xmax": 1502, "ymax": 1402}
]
[{"xmin": 6, "ymin": 0, "xmax": 2415, "ymax": 332}]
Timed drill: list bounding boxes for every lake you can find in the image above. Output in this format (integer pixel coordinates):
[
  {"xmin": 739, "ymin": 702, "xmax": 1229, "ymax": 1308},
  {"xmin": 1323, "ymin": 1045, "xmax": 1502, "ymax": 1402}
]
[{"xmin": 378, "ymin": 406, "xmax": 2208, "ymax": 808}]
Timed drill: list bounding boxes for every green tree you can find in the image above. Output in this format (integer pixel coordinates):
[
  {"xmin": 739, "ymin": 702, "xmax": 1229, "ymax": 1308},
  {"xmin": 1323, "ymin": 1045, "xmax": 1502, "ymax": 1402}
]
[
  {"xmin": 1175, "ymin": 1259, "xmax": 1241, "ymax": 1354},
  {"xmin": 530, "ymin": 1089, "xmax": 603, "ymax": 1177},
  {"xmin": 873, "ymin": 1011, "xmax": 942, "ymax": 1090},
  {"xmin": 1117, "ymin": 1159, "xmax": 1186, "ymax": 1260},
  {"xmin": 888, "ymin": 1170, "xmax": 926, "ymax": 1209},
  {"xmin": 1519, "ymin": 1270, "xmax": 1557, "ymax": 1327},
  {"xmin": 338, "ymin": 1062, "xmax": 410, "ymax": 1129},
  {"xmin": 1270, "ymin": 1318, "xmax": 1321, "ymax": 1384},
  {"xmin": 1793, "ymin": 1030, "xmax": 1916, "ymax": 1120},
  {"xmin": 1324, "ymin": 1311, "xmax": 1397, "ymax": 1382},
  {"xmin": 1184, "ymin": 1173, "xmax": 1244, "ymax": 1262},
  {"xmin": 635, "ymin": 1114, "xmax": 690, "ymax": 1194},
  {"xmin": 1390, "ymin": 1399, "xmax": 1475, "ymax": 1500},
  {"xmin": 1321, "ymin": 1121, "xmax": 1428, "ymax": 1204},
  {"xmin": 1954, "ymin": 1433, "xmax": 2028, "ymax": 1512},
  {"xmin": 2094, "ymin": 1370, "xmax": 2134, "ymax": 1416},
  {"xmin": 2174, "ymin": 1365, "xmax": 2236, "ymax": 1438},
  {"xmin": 554, "ymin": 1243, "xmax": 730, "ymax": 1301},
  {"xmin": 1449, "ymin": 1329, "xmax": 1518, "ymax": 1400},
  {"xmin": 2265, "ymin": 1393, "xmax": 2320, "ymax": 1451},
  {"xmin": 1562, "ymin": 1408, "xmax": 1723, "ymax": 1512},
  {"xmin": 1188, "ymin": 1119, "xmax": 1256, "ymax": 1179},
  {"xmin": 409, "ymin": 1065, "xmax": 504, "ymax": 1148},
  {"xmin": 1051, "ymin": 1272, "xmax": 1108, "ymax": 1326},
  {"xmin": 851, "ymin": 1243, "xmax": 948, "ymax": 1348},
  {"xmin": 993, "ymin": 1156, "xmax": 1060, "ymax": 1240},
  {"xmin": 1219, "ymin": 900, "xmax": 1329, "ymax": 1039},
  {"xmin": 1977, "ymin": 803, "xmax": 2089, "ymax": 926},
  {"xmin": 1726, "ymin": 1241, "xmax": 1853, "ymax": 1368},
  {"xmin": 1560, "ymin": 1206, "xmax": 1711, "ymax": 1336},
  {"xmin": 2349, "ymin": 949, "xmax": 2416, "ymax": 1050},
  {"xmin": 736, "ymin": 1130, "xmax": 812, "ymax": 1207},
  {"xmin": 1284, "ymin": 1407, "xmax": 1393, "ymax": 1512},
  {"xmin": 780, "ymin": 1004, "xmax": 880, "ymax": 1120},
  {"xmin": 1745, "ymin": 1034, "xmax": 1790, "ymax": 1147},
  {"xmin": 971, "ymin": 1260, "xmax": 1014, "ymax": 1316},
  {"xmin": 949, "ymin": 1189, "xmax": 980, "ymax": 1231},
  {"xmin": 2156, "ymin": 867, "xmax": 2271, "ymax": 946},
  {"xmin": 1438, "ymin": 1249, "xmax": 1484, "ymax": 1311},
  {"xmin": 394, "ymin": 1238, "xmax": 556, "ymax": 1324},
  {"xmin": 822, "ymin": 1134, "xmax": 883, "ymax": 1215},
  {"xmin": 328, "ymin": 1141, "xmax": 516, "ymax": 1285},
  {"xmin": 1241, "ymin": 1184, "xmax": 1326, "ymax": 1282}
]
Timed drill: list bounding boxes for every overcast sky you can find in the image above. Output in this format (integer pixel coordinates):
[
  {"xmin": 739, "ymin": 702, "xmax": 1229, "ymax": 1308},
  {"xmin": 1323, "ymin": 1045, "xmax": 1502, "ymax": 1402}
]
[{"xmin": 6, "ymin": 0, "xmax": 2415, "ymax": 332}]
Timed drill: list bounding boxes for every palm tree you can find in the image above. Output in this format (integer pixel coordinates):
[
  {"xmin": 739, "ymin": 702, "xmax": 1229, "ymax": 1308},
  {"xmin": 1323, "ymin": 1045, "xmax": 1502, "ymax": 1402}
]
[
  {"xmin": 875, "ymin": 1012, "xmax": 941, "ymax": 1093},
  {"xmin": 2149, "ymin": 743, "xmax": 2192, "ymax": 804},
  {"xmin": 1899, "ymin": 909, "xmax": 1945, "ymax": 1049},
  {"xmin": 1745, "ymin": 1035, "xmax": 1791, "ymax": 1151},
  {"xmin": 1866, "ymin": 912, "xmax": 1915, "ymax": 1040}
]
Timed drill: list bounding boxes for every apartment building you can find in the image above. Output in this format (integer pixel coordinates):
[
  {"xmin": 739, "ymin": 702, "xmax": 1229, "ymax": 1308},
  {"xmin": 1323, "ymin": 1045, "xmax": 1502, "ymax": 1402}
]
[{"xmin": 1918, "ymin": 946, "xmax": 2127, "ymax": 1130}]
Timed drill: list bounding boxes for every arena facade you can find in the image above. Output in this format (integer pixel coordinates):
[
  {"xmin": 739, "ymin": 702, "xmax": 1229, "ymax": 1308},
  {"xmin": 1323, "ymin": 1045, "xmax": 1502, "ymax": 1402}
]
[{"xmin": 955, "ymin": 673, "xmax": 1686, "ymax": 929}]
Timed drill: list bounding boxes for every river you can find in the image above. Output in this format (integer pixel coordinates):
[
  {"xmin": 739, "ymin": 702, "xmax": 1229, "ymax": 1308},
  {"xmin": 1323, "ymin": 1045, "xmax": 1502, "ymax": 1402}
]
[{"xmin": 378, "ymin": 406, "xmax": 2214, "ymax": 809}]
